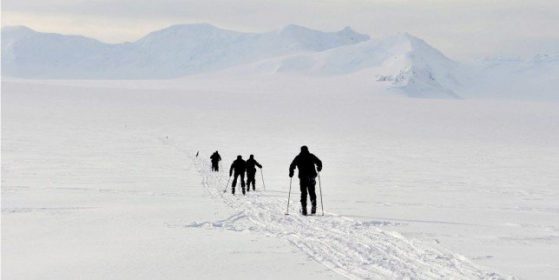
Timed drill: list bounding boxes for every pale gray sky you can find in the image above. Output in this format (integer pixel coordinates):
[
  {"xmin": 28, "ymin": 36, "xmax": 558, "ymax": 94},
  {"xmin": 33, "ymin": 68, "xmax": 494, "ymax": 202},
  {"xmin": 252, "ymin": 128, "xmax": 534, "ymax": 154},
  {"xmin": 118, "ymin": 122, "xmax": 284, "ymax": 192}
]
[{"xmin": 2, "ymin": 0, "xmax": 558, "ymax": 60}]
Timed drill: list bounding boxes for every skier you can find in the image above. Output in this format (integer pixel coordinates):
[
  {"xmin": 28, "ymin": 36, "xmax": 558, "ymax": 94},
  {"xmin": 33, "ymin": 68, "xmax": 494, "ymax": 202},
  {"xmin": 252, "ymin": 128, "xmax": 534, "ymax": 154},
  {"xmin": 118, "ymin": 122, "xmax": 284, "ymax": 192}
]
[
  {"xmin": 289, "ymin": 146, "xmax": 322, "ymax": 215},
  {"xmin": 229, "ymin": 155, "xmax": 247, "ymax": 195},
  {"xmin": 210, "ymin": 151, "xmax": 221, "ymax": 172},
  {"xmin": 245, "ymin": 154, "xmax": 262, "ymax": 192}
]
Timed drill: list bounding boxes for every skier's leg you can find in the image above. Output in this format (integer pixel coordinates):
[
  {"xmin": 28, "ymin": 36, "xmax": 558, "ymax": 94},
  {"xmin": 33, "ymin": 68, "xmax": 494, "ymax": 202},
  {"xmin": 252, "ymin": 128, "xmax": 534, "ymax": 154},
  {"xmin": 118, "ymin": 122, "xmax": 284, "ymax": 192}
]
[
  {"xmin": 240, "ymin": 173, "xmax": 246, "ymax": 195},
  {"xmin": 248, "ymin": 173, "xmax": 256, "ymax": 191},
  {"xmin": 299, "ymin": 177, "xmax": 308, "ymax": 215},
  {"xmin": 232, "ymin": 174, "xmax": 238, "ymax": 195},
  {"xmin": 246, "ymin": 175, "xmax": 252, "ymax": 192},
  {"xmin": 309, "ymin": 178, "xmax": 317, "ymax": 214}
]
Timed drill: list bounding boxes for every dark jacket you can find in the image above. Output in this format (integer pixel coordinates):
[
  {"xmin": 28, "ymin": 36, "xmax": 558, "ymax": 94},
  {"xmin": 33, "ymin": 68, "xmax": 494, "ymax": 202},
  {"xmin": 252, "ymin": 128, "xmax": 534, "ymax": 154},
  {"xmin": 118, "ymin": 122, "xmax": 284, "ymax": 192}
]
[
  {"xmin": 230, "ymin": 159, "xmax": 246, "ymax": 176},
  {"xmin": 246, "ymin": 158, "xmax": 262, "ymax": 174},
  {"xmin": 289, "ymin": 151, "xmax": 322, "ymax": 178},
  {"xmin": 210, "ymin": 152, "xmax": 221, "ymax": 163}
]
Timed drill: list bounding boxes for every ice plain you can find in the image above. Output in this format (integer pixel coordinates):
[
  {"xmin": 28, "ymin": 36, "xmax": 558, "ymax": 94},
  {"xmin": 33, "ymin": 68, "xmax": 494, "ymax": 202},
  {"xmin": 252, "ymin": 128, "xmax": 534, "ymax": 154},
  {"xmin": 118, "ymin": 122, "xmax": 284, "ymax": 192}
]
[{"xmin": 2, "ymin": 75, "xmax": 558, "ymax": 279}]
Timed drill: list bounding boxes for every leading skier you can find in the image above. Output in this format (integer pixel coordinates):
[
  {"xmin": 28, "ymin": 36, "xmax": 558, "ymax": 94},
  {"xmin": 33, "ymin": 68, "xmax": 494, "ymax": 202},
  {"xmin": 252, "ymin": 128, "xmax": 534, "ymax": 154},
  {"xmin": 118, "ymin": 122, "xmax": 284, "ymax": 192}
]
[{"xmin": 289, "ymin": 146, "xmax": 322, "ymax": 215}]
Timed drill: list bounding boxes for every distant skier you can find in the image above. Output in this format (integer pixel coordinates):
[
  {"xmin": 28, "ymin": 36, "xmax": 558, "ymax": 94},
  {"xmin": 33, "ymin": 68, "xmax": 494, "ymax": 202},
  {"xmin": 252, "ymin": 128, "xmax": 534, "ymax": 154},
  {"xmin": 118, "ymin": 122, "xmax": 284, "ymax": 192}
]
[
  {"xmin": 229, "ymin": 155, "xmax": 247, "ymax": 195},
  {"xmin": 245, "ymin": 154, "xmax": 262, "ymax": 192},
  {"xmin": 289, "ymin": 146, "xmax": 322, "ymax": 215},
  {"xmin": 210, "ymin": 151, "xmax": 221, "ymax": 172}
]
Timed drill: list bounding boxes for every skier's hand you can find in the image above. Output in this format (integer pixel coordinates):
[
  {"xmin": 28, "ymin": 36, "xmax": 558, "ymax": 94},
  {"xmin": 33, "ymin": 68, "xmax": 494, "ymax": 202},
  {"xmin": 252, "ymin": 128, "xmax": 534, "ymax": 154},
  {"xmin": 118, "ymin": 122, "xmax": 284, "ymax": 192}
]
[
  {"xmin": 289, "ymin": 171, "xmax": 294, "ymax": 178},
  {"xmin": 317, "ymin": 166, "xmax": 322, "ymax": 172}
]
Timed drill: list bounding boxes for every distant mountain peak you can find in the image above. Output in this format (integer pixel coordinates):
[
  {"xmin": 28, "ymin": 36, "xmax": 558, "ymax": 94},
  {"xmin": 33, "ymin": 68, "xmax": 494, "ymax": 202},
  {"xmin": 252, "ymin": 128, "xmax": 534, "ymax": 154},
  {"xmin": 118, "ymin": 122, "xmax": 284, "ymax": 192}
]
[
  {"xmin": 532, "ymin": 53, "xmax": 559, "ymax": 63},
  {"xmin": 280, "ymin": 24, "xmax": 367, "ymax": 38},
  {"xmin": 159, "ymin": 23, "xmax": 230, "ymax": 33},
  {"xmin": 140, "ymin": 23, "xmax": 241, "ymax": 38},
  {"xmin": 281, "ymin": 24, "xmax": 311, "ymax": 32},
  {"xmin": 2, "ymin": 25, "xmax": 34, "ymax": 32},
  {"xmin": 1, "ymin": 25, "xmax": 36, "ymax": 37},
  {"xmin": 337, "ymin": 26, "xmax": 361, "ymax": 35}
]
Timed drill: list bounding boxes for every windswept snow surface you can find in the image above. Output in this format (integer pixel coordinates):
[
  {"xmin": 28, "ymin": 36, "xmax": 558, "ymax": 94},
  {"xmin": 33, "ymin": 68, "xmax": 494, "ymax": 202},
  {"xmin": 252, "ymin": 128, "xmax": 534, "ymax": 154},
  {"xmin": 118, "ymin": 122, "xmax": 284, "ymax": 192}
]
[
  {"xmin": 2, "ymin": 77, "xmax": 559, "ymax": 279},
  {"xmin": 184, "ymin": 157, "xmax": 505, "ymax": 279}
]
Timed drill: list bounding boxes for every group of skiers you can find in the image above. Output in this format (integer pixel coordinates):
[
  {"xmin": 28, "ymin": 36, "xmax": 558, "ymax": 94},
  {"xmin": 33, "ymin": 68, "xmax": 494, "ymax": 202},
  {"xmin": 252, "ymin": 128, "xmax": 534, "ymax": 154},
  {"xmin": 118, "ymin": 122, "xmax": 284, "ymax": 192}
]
[
  {"xmin": 209, "ymin": 145, "xmax": 322, "ymax": 216},
  {"xmin": 211, "ymin": 151, "xmax": 263, "ymax": 195}
]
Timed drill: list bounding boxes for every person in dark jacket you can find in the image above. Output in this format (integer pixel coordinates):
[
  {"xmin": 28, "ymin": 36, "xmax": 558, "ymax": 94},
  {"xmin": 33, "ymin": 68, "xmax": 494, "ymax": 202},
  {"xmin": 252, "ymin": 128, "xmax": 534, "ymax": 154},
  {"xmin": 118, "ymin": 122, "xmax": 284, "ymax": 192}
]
[
  {"xmin": 245, "ymin": 154, "xmax": 262, "ymax": 192},
  {"xmin": 230, "ymin": 155, "xmax": 247, "ymax": 195},
  {"xmin": 289, "ymin": 146, "xmax": 322, "ymax": 215},
  {"xmin": 210, "ymin": 151, "xmax": 221, "ymax": 172}
]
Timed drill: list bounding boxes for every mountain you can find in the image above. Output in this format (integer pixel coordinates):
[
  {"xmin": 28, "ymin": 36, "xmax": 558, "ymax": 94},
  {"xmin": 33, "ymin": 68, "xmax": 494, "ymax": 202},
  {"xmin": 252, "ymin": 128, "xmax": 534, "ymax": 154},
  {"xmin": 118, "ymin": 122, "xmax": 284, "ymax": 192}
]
[
  {"xmin": 230, "ymin": 33, "xmax": 467, "ymax": 98},
  {"xmin": 2, "ymin": 24, "xmax": 557, "ymax": 100},
  {"xmin": 1, "ymin": 26, "xmax": 112, "ymax": 78},
  {"xmin": 0, "ymin": 24, "xmax": 461, "ymax": 98},
  {"xmin": 1, "ymin": 24, "xmax": 369, "ymax": 79},
  {"xmin": 466, "ymin": 53, "xmax": 559, "ymax": 100}
]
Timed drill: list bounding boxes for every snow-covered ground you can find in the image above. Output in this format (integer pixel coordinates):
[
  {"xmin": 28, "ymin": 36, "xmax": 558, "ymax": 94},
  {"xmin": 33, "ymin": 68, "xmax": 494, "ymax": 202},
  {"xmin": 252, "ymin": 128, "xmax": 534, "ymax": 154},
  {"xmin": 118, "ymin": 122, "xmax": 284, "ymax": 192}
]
[{"xmin": 2, "ymin": 77, "xmax": 559, "ymax": 279}]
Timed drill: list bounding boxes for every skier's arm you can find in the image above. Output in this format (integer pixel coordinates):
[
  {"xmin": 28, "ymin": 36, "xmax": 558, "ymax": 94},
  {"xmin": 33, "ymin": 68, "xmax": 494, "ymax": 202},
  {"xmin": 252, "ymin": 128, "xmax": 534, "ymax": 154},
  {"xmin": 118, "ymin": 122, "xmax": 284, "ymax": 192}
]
[
  {"xmin": 256, "ymin": 161, "xmax": 262, "ymax": 168},
  {"xmin": 289, "ymin": 157, "xmax": 297, "ymax": 177},
  {"xmin": 314, "ymin": 155, "xmax": 323, "ymax": 172},
  {"xmin": 229, "ymin": 163, "xmax": 234, "ymax": 177}
]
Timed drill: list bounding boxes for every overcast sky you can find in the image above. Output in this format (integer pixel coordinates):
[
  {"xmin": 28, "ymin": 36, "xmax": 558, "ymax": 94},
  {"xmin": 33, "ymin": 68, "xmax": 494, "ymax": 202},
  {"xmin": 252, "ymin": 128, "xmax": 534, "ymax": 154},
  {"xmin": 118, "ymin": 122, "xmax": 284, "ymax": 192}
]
[{"xmin": 2, "ymin": 0, "xmax": 558, "ymax": 60}]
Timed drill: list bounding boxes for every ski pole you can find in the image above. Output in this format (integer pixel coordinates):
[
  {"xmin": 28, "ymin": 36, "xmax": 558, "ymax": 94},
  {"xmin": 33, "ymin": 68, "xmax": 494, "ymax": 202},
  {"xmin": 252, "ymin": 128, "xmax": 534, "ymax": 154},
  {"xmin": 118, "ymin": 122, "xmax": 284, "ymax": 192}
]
[
  {"xmin": 260, "ymin": 169, "xmax": 266, "ymax": 191},
  {"xmin": 285, "ymin": 177, "xmax": 292, "ymax": 215},
  {"xmin": 318, "ymin": 173, "xmax": 324, "ymax": 216},
  {"xmin": 223, "ymin": 176, "xmax": 231, "ymax": 193}
]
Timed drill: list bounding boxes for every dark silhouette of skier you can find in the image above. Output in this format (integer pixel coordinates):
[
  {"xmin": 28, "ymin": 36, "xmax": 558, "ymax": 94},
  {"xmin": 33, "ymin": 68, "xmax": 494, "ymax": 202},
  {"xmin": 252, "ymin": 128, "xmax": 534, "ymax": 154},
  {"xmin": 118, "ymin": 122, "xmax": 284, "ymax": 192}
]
[
  {"xmin": 210, "ymin": 151, "xmax": 221, "ymax": 172},
  {"xmin": 245, "ymin": 154, "xmax": 262, "ymax": 192},
  {"xmin": 230, "ymin": 155, "xmax": 247, "ymax": 195},
  {"xmin": 289, "ymin": 146, "xmax": 322, "ymax": 215}
]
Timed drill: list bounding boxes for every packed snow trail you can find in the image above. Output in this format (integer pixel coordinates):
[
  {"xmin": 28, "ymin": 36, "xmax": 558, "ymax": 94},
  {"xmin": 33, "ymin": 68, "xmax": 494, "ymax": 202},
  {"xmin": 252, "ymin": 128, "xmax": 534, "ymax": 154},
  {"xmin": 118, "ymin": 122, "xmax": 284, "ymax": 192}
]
[{"xmin": 178, "ymin": 156, "xmax": 510, "ymax": 280}]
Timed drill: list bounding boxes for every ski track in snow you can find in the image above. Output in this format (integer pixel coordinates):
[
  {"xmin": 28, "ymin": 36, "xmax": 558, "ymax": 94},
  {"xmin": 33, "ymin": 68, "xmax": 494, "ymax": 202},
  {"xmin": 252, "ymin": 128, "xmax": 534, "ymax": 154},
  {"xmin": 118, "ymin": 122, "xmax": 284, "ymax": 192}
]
[{"xmin": 172, "ymin": 155, "xmax": 512, "ymax": 280}]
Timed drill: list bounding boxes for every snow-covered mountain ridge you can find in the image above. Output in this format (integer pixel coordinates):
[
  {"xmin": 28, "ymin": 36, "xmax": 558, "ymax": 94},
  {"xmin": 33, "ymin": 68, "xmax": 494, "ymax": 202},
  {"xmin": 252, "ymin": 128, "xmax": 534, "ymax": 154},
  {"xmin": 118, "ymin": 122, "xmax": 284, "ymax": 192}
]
[
  {"xmin": 1, "ymin": 24, "xmax": 368, "ymax": 79},
  {"xmin": 2, "ymin": 24, "xmax": 558, "ymax": 99}
]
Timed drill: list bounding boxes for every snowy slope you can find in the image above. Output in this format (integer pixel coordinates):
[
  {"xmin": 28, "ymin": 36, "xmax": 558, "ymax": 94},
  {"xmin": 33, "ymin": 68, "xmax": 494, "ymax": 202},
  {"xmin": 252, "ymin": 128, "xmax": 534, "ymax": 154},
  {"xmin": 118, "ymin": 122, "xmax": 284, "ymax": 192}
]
[
  {"xmin": 230, "ymin": 33, "xmax": 467, "ymax": 98},
  {"xmin": 1, "ymin": 26, "xmax": 112, "ymax": 78},
  {"xmin": 2, "ymin": 24, "xmax": 558, "ymax": 100},
  {"xmin": 1, "ymin": 24, "xmax": 369, "ymax": 79},
  {"xmin": 468, "ymin": 54, "xmax": 559, "ymax": 100}
]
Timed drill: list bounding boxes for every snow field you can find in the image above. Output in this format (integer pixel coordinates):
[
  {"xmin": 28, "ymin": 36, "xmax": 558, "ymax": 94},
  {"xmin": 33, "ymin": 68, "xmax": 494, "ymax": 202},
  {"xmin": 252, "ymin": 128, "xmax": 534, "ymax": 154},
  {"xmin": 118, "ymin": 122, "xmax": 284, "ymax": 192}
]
[{"xmin": 176, "ymin": 152, "xmax": 511, "ymax": 279}]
